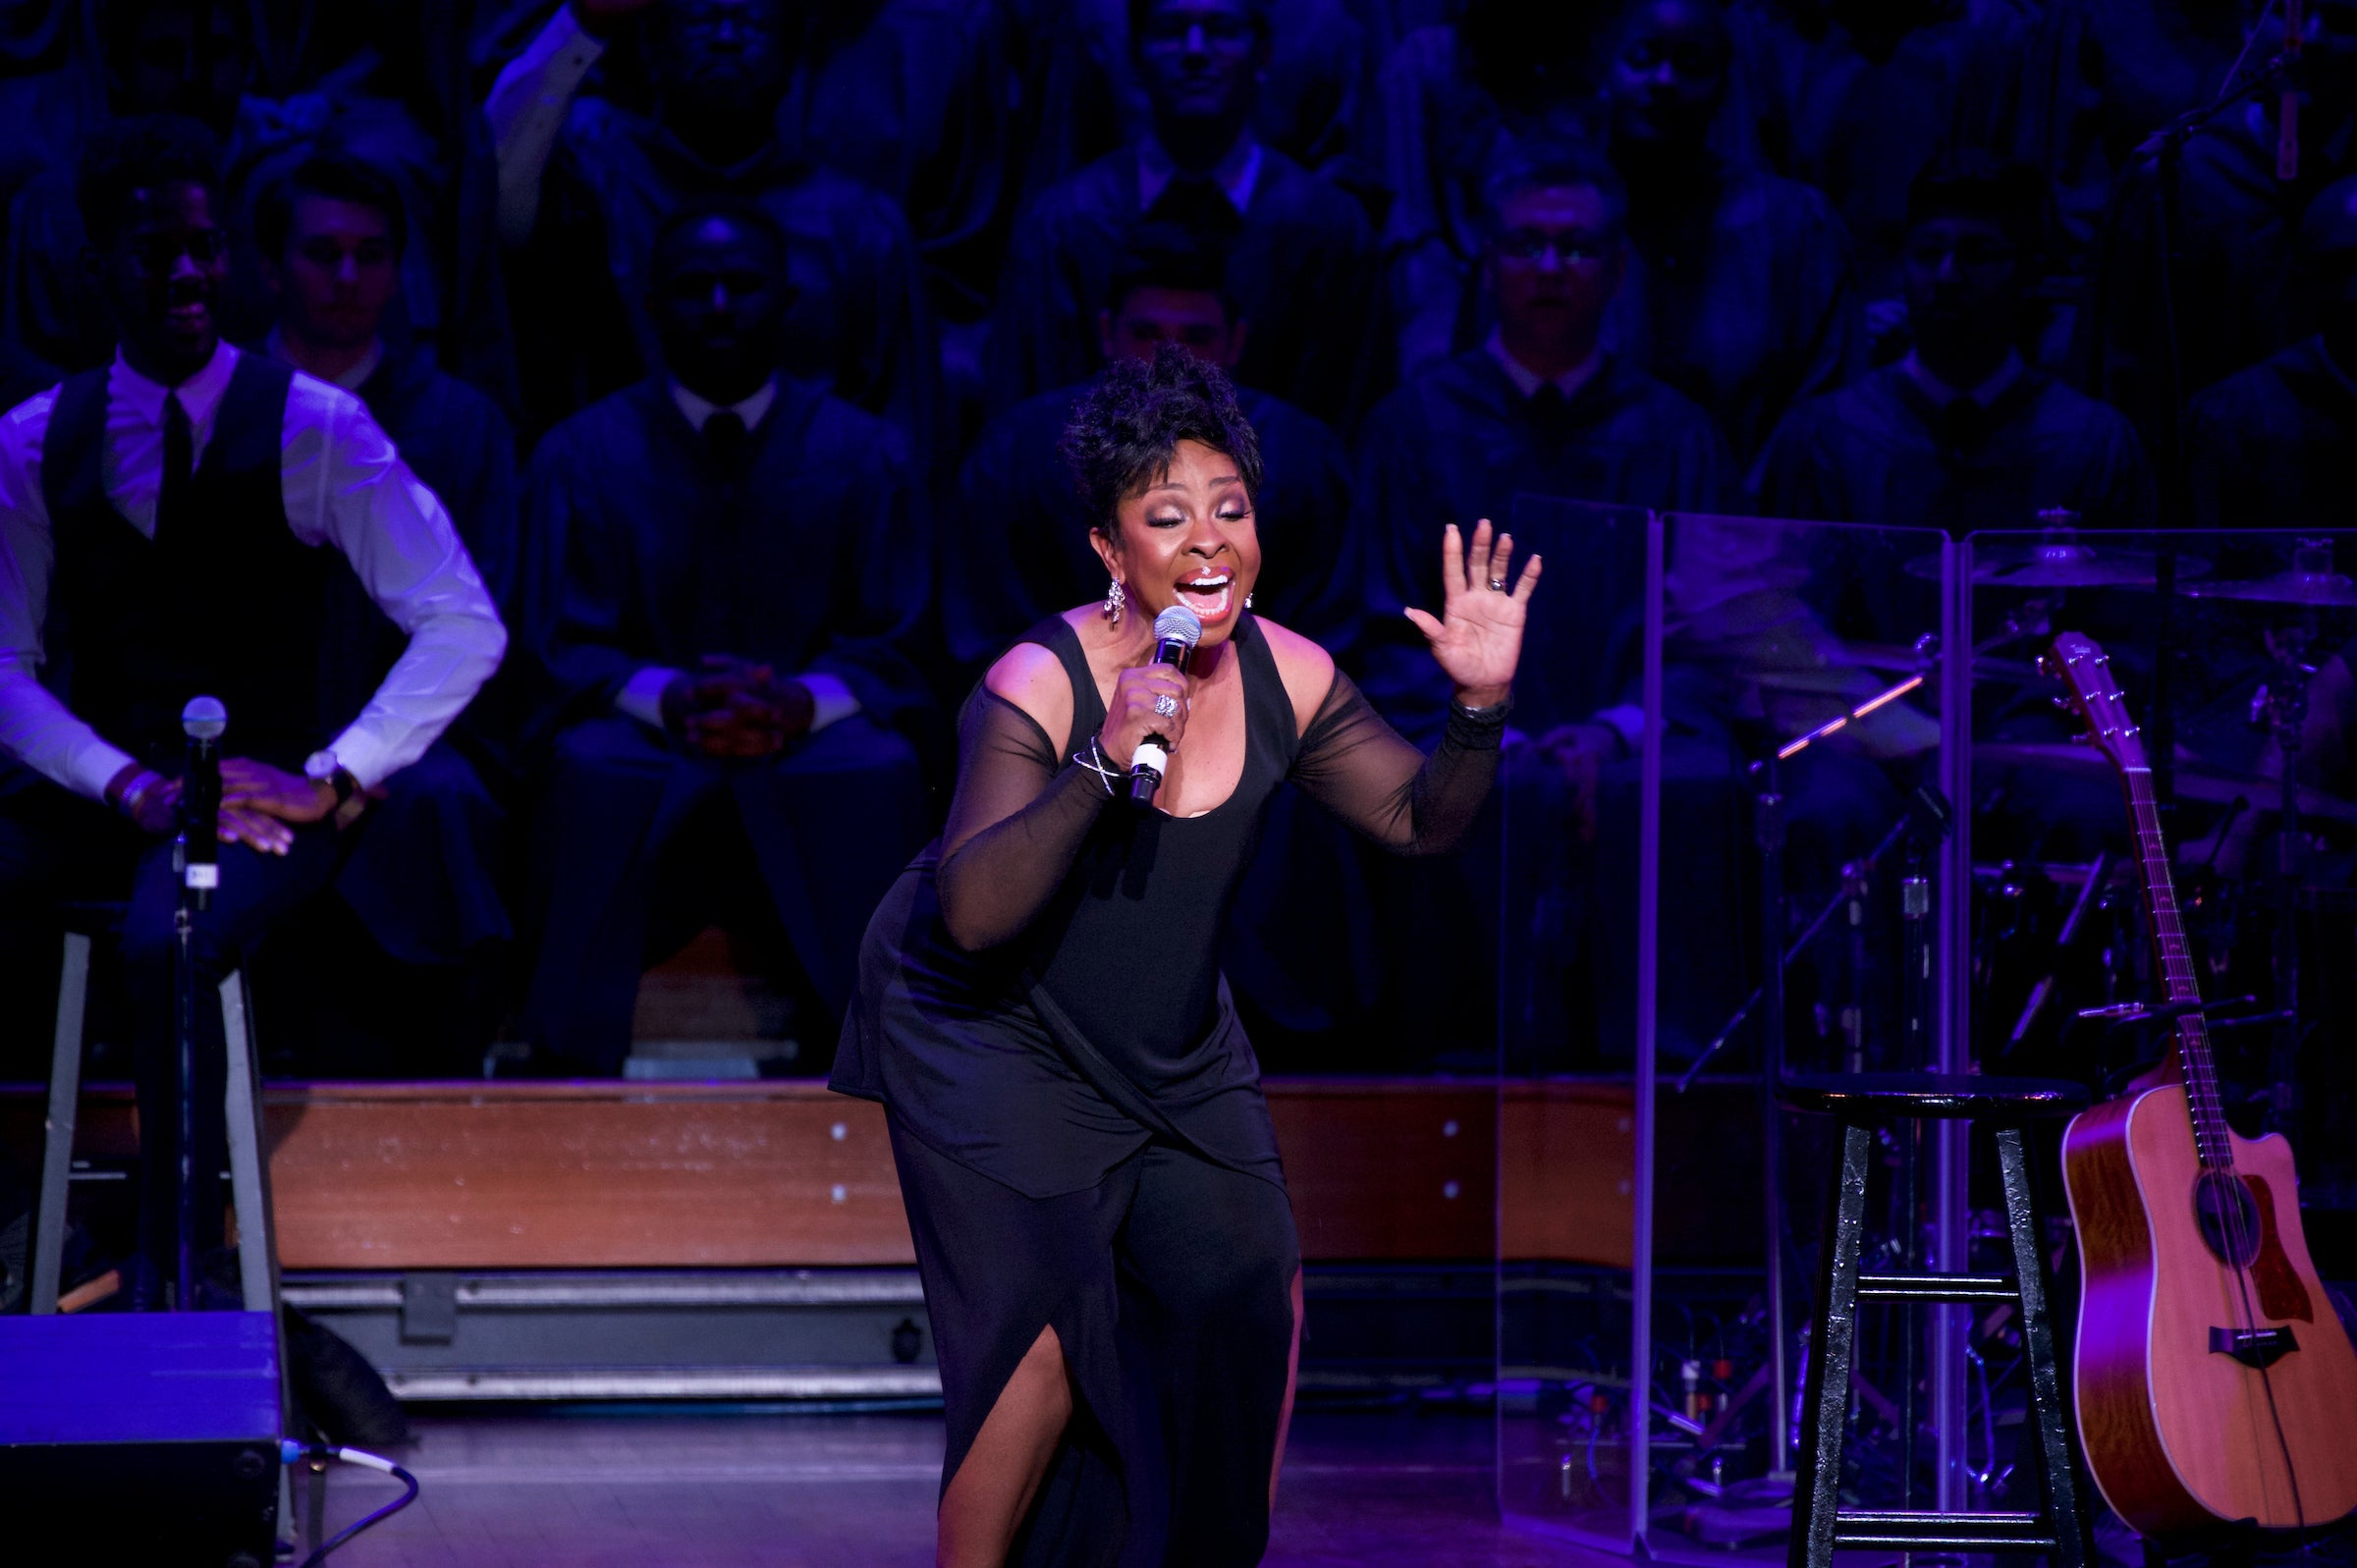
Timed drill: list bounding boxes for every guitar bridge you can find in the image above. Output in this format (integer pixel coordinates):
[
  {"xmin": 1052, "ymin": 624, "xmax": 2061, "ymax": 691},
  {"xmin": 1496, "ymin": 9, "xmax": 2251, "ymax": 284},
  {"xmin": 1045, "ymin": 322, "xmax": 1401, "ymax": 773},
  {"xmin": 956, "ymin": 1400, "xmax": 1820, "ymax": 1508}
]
[{"xmin": 2209, "ymin": 1325, "xmax": 2297, "ymax": 1369}]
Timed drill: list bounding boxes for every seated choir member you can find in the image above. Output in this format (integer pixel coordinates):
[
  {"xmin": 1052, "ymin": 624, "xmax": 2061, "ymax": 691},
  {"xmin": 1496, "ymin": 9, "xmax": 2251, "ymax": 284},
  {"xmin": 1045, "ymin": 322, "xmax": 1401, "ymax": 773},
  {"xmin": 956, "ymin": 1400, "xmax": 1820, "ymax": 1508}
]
[
  {"xmin": 255, "ymin": 150, "xmax": 521, "ymax": 1029},
  {"xmin": 0, "ymin": 116, "xmax": 504, "ymax": 1302},
  {"xmin": 519, "ymin": 196, "xmax": 932, "ymax": 1078},
  {"xmin": 2184, "ymin": 176, "xmax": 2357, "ymax": 533},
  {"xmin": 1753, "ymin": 153, "xmax": 2155, "ymax": 538},
  {"xmin": 1355, "ymin": 130, "xmax": 1731, "ymax": 1068},
  {"xmin": 486, "ymin": 0, "xmax": 937, "ymax": 452},
  {"xmin": 1600, "ymin": 0, "xmax": 1866, "ymax": 460},
  {"xmin": 988, "ymin": 0, "xmax": 1385, "ymax": 428},
  {"xmin": 1360, "ymin": 130, "xmax": 1727, "ymax": 741},
  {"xmin": 949, "ymin": 221, "xmax": 1357, "ymax": 676}
]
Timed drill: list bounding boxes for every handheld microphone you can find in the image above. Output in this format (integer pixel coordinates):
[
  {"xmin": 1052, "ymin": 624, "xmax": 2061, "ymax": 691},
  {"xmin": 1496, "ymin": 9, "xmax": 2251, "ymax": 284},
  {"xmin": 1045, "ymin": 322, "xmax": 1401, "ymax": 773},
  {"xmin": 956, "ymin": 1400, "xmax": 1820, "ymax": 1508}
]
[
  {"xmin": 181, "ymin": 696, "xmax": 226, "ymax": 910},
  {"xmin": 1128, "ymin": 605, "xmax": 1202, "ymax": 807}
]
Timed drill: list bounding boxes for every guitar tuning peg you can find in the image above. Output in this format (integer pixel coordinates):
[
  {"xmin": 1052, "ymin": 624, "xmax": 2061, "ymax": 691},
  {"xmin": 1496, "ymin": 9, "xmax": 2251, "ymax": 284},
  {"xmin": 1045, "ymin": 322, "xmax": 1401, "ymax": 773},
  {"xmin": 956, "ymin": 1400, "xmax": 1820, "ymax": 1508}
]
[{"xmin": 2051, "ymin": 695, "xmax": 2074, "ymax": 712}]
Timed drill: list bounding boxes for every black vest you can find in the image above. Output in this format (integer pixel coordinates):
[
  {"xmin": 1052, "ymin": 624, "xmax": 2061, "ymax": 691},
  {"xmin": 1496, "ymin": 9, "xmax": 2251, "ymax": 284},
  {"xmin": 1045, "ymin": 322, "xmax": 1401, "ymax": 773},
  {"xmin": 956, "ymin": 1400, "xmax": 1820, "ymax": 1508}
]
[{"xmin": 39, "ymin": 354, "xmax": 343, "ymax": 772}]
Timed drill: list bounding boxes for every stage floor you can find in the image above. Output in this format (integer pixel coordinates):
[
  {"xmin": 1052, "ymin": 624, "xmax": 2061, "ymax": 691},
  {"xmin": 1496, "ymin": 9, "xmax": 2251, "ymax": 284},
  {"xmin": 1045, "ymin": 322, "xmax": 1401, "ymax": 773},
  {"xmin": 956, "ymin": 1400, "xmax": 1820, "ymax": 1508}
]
[{"xmin": 309, "ymin": 1408, "xmax": 1624, "ymax": 1566}]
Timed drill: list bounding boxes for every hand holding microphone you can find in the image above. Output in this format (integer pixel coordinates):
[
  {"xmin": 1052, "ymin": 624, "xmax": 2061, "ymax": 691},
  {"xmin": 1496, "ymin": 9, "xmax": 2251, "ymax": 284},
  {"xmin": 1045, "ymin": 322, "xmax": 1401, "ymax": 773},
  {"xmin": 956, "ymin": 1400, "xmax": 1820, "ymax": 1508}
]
[{"xmin": 1099, "ymin": 606, "xmax": 1203, "ymax": 807}]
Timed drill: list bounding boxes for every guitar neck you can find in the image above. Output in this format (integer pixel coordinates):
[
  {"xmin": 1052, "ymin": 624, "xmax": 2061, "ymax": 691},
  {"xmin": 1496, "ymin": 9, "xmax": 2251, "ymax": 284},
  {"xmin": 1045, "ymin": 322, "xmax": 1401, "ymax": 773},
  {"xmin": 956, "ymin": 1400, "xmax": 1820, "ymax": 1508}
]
[{"xmin": 2123, "ymin": 766, "xmax": 2234, "ymax": 1168}]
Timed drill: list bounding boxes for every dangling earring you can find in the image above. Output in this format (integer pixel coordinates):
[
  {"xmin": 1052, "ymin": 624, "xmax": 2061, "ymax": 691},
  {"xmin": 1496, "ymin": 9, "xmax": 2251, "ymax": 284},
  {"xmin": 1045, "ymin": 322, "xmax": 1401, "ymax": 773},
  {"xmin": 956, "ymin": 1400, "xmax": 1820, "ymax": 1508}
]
[
  {"xmin": 1103, "ymin": 577, "xmax": 1126, "ymax": 625},
  {"xmin": 1244, "ymin": 591, "xmax": 1255, "ymax": 610}
]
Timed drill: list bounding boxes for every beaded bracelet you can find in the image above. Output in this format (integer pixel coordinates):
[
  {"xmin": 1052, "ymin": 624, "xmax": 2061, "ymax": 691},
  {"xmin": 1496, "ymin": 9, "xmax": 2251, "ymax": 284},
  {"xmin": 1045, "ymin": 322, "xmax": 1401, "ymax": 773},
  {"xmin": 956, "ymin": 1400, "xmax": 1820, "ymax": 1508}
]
[{"xmin": 1071, "ymin": 733, "xmax": 1124, "ymax": 795}]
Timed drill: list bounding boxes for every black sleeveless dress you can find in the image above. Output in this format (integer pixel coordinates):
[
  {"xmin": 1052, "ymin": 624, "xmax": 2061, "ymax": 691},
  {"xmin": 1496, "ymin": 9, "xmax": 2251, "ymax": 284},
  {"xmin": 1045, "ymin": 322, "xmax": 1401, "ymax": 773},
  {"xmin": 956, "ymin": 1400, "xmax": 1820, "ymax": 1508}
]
[
  {"xmin": 831, "ymin": 608, "xmax": 1506, "ymax": 1565},
  {"xmin": 833, "ymin": 612, "xmax": 1295, "ymax": 1198}
]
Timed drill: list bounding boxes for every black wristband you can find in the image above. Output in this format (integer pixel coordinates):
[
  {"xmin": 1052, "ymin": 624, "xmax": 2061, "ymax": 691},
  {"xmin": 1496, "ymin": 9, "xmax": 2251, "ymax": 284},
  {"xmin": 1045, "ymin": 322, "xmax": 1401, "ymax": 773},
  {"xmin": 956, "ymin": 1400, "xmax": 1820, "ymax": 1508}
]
[{"xmin": 328, "ymin": 767, "xmax": 359, "ymax": 807}]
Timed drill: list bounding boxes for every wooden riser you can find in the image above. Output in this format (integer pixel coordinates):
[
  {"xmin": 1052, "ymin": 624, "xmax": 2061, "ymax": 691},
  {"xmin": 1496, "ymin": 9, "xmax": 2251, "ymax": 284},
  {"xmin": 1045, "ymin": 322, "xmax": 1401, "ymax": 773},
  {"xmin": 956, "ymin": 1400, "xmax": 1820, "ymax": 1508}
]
[{"xmin": 0, "ymin": 1077, "xmax": 1760, "ymax": 1270}]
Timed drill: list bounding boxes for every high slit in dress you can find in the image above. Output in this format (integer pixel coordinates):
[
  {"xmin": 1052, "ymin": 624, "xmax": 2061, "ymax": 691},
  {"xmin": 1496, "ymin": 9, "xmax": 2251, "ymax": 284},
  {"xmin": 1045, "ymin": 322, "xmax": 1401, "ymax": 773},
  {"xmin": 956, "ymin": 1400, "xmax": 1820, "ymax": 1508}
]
[{"xmin": 832, "ymin": 611, "xmax": 1506, "ymax": 1566}]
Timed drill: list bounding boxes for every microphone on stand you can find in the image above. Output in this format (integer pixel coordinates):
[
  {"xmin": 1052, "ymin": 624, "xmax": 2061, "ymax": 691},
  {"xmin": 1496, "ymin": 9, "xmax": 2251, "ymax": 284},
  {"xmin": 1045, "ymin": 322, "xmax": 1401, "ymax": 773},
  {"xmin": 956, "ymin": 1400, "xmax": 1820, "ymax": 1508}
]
[
  {"xmin": 181, "ymin": 696, "xmax": 226, "ymax": 911},
  {"xmin": 1128, "ymin": 605, "xmax": 1202, "ymax": 807}
]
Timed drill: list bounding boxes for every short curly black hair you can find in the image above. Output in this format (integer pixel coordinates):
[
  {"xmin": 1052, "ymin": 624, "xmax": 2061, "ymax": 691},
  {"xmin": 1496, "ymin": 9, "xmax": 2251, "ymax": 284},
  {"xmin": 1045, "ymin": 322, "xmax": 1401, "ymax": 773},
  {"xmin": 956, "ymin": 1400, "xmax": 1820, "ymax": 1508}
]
[{"xmin": 1059, "ymin": 343, "xmax": 1263, "ymax": 534}]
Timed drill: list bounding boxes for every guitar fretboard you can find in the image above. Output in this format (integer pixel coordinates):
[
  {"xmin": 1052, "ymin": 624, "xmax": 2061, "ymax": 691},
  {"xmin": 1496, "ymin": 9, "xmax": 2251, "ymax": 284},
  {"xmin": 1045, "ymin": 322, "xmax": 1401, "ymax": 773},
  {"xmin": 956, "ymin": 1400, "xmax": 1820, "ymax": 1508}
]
[{"xmin": 2124, "ymin": 765, "xmax": 2235, "ymax": 1170}]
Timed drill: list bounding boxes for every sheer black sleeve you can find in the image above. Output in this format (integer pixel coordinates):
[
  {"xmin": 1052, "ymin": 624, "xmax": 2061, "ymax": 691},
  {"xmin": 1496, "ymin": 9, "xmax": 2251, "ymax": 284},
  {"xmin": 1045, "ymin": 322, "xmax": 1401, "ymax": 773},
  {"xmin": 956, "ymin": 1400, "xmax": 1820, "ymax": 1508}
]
[
  {"xmin": 934, "ymin": 687, "xmax": 1117, "ymax": 950},
  {"xmin": 1288, "ymin": 668, "xmax": 1506, "ymax": 855}
]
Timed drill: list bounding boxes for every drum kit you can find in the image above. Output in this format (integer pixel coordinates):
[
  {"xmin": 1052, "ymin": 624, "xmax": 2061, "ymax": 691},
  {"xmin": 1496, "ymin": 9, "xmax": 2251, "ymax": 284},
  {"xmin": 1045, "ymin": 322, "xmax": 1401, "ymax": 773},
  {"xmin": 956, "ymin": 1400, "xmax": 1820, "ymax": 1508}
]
[{"xmin": 1891, "ymin": 527, "xmax": 2357, "ymax": 1126}]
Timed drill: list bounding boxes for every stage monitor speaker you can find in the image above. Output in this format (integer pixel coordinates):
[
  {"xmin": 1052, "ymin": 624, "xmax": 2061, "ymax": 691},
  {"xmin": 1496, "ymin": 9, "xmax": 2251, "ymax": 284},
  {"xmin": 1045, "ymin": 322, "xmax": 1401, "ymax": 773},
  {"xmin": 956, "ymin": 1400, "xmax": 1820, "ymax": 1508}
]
[{"xmin": 0, "ymin": 1311, "xmax": 281, "ymax": 1567}]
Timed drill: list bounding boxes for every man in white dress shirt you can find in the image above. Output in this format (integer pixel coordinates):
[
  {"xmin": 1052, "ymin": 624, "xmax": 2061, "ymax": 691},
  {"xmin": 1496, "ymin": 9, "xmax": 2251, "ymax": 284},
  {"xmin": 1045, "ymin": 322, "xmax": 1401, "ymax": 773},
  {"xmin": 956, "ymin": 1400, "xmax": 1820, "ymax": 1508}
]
[{"xmin": 0, "ymin": 116, "xmax": 506, "ymax": 1303}]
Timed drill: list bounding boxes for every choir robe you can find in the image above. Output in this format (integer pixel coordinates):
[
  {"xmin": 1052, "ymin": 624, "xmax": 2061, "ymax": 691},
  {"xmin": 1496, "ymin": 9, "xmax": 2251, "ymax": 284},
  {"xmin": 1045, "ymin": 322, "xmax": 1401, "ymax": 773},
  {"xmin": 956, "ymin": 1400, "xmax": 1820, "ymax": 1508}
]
[
  {"xmin": 324, "ymin": 346, "xmax": 522, "ymax": 967},
  {"xmin": 519, "ymin": 97, "xmax": 940, "ymax": 459},
  {"xmin": 2078, "ymin": 110, "xmax": 2357, "ymax": 468},
  {"xmin": 1613, "ymin": 166, "xmax": 1869, "ymax": 464},
  {"xmin": 519, "ymin": 377, "xmax": 934, "ymax": 1074},
  {"xmin": 2184, "ymin": 337, "xmax": 2357, "ymax": 534},
  {"xmin": 1751, "ymin": 361, "xmax": 2156, "ymax": 537},
  {"xmin": 944, "ymin": 380, "xmax": 1358, "ymax": 676},
  {"xmin": 987, "ymin": 142, "xmax": 1384, "ymax": 429}
]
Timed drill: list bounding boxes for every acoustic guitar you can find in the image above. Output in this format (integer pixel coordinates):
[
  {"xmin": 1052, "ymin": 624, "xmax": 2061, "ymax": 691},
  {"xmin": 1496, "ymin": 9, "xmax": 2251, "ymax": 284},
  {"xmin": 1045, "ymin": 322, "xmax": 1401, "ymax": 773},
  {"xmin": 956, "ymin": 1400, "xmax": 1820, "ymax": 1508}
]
[{"xmin": 2049, "ymin": 630, "xmax": 2357, "ymax": 1541}]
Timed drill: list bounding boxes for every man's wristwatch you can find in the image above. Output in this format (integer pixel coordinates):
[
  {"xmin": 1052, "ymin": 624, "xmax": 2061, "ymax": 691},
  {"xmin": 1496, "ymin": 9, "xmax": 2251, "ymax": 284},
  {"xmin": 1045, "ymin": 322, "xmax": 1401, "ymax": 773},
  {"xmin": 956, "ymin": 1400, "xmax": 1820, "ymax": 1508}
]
[{"xmin": 303, "ymin": 751, "xmax": 360, "ymax": 808}]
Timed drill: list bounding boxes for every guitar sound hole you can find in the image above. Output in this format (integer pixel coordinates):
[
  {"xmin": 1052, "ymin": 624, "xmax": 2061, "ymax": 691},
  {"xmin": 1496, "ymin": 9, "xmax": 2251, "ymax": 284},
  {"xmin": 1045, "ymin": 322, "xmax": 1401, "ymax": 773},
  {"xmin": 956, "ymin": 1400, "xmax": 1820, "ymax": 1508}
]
[{"xmin": 2193, "ymin": 1171, "xmax": 2263, "ymax": 1268}]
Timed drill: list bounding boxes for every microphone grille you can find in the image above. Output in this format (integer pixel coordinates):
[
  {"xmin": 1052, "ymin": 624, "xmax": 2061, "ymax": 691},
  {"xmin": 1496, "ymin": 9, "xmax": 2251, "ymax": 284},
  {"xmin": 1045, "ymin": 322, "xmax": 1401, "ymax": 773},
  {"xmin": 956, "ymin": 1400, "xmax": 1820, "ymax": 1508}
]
[
  {"xmin": 181, "ymin": 695, "xmax": 228, "ymax": 740},
  {"xmin": 1153, "ymin": 604, "xmax": 1203, "ymax": 647}
]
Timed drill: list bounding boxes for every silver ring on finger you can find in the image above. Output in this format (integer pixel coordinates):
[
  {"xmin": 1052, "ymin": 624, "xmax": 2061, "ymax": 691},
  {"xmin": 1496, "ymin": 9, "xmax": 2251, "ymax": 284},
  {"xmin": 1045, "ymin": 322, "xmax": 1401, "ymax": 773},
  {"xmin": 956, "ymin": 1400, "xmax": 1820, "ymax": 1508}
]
[
  {"xmin": 1487, "ymin": 575, "xmax": 1508, "ymax": 592},
  {"xmin": 1153, "ymin": 692, "xmax": 1179, "ymax": 719}
]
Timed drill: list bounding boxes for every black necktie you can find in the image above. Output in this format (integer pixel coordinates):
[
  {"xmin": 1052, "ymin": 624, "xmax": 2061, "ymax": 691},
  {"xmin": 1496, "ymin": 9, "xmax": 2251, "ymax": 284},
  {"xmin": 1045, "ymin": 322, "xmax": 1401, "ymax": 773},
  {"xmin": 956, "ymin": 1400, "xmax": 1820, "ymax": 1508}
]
[
  {"xmin": 157, "ymin": 392, "xmax": 192, "ymax": 541},
  {"xmin": 1937, "ymin": 395, "xmax": 1992, "ymax": 453},
  {"xmin": 1529, "ymin": 381, "xmax": 1575, "ymax": 440},
  {"xmin": 704, "ymin": 409, "xmax": 748, "ymax": 471},
  {"xmin": 696, "ymin": 412, "xmax": 752, "ymax": 653},
  {"xmin": 1146, "ymin": 174, "xmax": 1245, "ymax": 237}
]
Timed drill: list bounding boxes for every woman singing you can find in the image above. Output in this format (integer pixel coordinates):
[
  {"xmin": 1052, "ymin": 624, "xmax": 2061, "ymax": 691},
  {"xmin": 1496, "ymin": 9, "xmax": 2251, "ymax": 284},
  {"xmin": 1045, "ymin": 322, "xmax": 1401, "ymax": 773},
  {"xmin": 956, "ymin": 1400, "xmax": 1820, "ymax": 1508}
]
[{"xmin": 830, "ymin": 345, "xmax": 1540, "ymax": 1567}]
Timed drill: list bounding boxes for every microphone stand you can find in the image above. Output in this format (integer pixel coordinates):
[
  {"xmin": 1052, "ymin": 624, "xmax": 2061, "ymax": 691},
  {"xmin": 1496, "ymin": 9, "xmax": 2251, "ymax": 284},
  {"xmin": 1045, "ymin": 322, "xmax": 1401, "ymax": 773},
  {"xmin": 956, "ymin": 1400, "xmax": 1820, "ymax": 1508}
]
[
  {"xmin": 174, "ymin": 698, "xmax": 225, "ymax": 1311},
  {"xmin": 171, "ymin": 839, "xmax": 197, "ymax": 1309},
  {"xmin": 1692, "ymin": 662, "xmax": 1948, "ymax": 1490}
]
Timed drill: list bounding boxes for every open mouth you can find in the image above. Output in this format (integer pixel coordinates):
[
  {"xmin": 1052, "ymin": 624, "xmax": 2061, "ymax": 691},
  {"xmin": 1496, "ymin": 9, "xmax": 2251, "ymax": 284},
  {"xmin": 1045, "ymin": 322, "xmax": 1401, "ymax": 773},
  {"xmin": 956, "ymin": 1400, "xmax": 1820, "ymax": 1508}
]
[{"xmin": 1178, "ymin": 570, "xmax": 1235, "ymax": 622}]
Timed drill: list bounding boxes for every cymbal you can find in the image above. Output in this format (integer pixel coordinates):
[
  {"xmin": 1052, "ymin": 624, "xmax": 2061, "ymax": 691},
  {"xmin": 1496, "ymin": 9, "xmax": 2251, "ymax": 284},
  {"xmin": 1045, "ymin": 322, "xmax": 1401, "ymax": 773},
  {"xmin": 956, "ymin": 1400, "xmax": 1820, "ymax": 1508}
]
[
  {"xmin": 1974, "ymin": 742, "xmax": 2357, "ymax": 827},
  {"xmin": 2184, "ymin": 568, "xmax": 2357, "ymax": 608},
  {"xmin": 1903, "ymin": 542, "xmax": 2211, "ymax": 588}
]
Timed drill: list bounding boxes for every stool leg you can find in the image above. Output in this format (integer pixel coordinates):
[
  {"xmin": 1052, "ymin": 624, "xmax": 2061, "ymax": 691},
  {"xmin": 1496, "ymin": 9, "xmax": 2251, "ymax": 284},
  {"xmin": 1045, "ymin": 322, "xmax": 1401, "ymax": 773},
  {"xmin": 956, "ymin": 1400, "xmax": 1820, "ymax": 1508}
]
[
  {"xmin": 30, "ymin": 932, "xmax": 92, "ymax": 1315},
  {"xmin": 1789, "ymin": 1118, "xmax": 1873, "ymax": 1568},
  {"xmin": 1997, "ymin": 1124, "xmax": 2090, "ymax": 1568},
  {"xmin": 219, "ymin": 970, "xmax": 274, "ymax": 1314}
]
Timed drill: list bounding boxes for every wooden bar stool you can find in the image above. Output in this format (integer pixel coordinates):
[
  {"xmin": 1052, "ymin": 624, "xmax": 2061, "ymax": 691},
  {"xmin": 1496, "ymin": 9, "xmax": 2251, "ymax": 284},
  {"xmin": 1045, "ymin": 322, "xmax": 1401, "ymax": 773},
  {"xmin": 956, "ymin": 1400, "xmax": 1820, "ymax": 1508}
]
[
  {"xmin": 1780, "ymin": 1071, "xmax": 2093, "ymax": 1568},
  {"xmin": 30, "ymin": 902, "xmax": 278, "ymax": 1317}
]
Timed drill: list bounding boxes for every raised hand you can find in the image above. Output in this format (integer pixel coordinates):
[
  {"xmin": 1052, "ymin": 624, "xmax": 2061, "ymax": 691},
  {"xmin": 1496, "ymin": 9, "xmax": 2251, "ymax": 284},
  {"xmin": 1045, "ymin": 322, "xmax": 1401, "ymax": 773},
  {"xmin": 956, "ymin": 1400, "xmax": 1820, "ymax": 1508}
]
[{"xmin": 1401, "ymin": 519, "xmax": 1540, "ymax": 708}]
